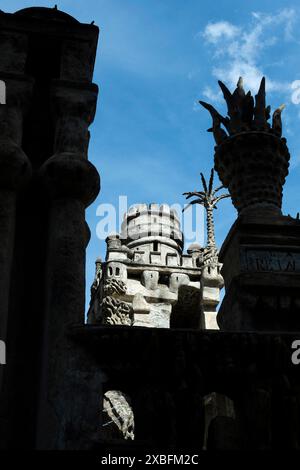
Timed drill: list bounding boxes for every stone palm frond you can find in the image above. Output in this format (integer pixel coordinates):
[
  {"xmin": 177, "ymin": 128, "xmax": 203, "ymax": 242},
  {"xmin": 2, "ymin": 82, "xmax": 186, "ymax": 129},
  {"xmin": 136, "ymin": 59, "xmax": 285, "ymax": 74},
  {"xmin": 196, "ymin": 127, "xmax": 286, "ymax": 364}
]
[
  {"xmin": 199, "ymin": 76, "xmax": 285, "ymax": 144},
  {"xmin": 183, "ymin": 168, "xmax": 229, "ymax": 211},
  {"xmin": 183, "ymin": 169, "xmax": 229, "ymax": 249}
]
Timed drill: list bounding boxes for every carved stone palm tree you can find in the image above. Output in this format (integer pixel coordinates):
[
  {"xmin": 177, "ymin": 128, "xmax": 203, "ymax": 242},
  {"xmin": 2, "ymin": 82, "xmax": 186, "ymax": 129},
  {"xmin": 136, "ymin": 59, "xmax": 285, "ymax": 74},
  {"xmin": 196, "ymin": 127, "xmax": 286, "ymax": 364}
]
[{"xmin": 183, "ymin": 169, "xmax": 229, "ymax": 251}]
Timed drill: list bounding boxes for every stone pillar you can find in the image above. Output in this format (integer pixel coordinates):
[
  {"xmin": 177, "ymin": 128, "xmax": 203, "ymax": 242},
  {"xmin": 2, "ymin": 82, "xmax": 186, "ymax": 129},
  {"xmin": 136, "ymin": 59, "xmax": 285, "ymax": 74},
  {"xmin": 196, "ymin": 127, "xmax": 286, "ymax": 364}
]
[
  {"xmin": 200, "ymin": 264, "xmax": 223, "ymax": 329},
  {"xmin": 36, "ymin": 81, "xmax": 100, "ymax": 448},
  {"xmin": 0, "ymin": 76, "xmax": 32, "ymax": 390},
  {"xmin": 217, "ymin": 214, "xmax": 300, "ymax": 331},
  {"xmin": 201, "ymin": 77, "xmax": 294, "ymax": 330}
]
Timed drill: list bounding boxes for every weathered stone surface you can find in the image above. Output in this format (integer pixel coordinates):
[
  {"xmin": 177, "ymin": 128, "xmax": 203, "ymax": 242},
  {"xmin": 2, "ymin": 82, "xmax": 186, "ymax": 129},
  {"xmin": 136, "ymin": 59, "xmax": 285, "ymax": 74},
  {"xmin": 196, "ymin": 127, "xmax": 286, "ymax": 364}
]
[{"xmin": 103, "ymin": 296, "xmax": 133, "ymax": 326}]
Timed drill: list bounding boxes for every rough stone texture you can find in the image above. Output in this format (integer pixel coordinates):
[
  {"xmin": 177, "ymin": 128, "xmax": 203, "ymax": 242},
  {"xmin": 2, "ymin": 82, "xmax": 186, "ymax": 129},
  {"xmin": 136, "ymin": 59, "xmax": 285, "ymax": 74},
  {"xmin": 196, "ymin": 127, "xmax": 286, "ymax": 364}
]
[{"xmin": 103, "ymin": 296, "xmax": 133, "ymax": 326}]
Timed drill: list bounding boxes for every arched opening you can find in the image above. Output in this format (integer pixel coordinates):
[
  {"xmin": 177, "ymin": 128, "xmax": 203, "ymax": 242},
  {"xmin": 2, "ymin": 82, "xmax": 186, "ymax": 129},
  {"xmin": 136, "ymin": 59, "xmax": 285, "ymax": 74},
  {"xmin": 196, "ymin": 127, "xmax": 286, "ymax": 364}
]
[{"xmin": 203, "ymin": 392, "xmax": 236, "ymax": 450}]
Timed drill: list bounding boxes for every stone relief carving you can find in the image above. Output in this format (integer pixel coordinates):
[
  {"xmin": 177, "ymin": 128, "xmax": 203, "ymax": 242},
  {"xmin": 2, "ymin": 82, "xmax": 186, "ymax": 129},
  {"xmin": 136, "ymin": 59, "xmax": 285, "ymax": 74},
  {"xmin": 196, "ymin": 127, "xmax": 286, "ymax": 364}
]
[
  {"xmin": 104, "ymin": 278, "xmax": 127, "ymax": 296},
  {"xmin": 102, "ymin": 390, "xmax": 134, "ymax": 440},
  {"xmin": 102, "ymin": 296, "xmax": 133, "ymax": 326},
  {"xmin": 241, "ymin": 248, "xmax": 299, "ymax": 273}
]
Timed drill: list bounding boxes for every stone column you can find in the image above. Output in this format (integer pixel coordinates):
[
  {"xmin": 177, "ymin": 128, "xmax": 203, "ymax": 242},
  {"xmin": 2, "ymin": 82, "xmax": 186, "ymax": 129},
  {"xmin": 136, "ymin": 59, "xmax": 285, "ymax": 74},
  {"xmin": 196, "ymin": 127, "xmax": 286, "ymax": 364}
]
[
  {"xmin": 201, "ymin": 77, "xmax": 295, "ymax": 330},
  {"xmin": 36, "ymin": 81, "xmax": 100, "ymax": 448},
  {"xmin": 200, "ymin": 264, "xmax": 224, "ymax": 329},
  {"xmin": 0, "ymin": 76, "xmax": 32, "ymax": 388}
]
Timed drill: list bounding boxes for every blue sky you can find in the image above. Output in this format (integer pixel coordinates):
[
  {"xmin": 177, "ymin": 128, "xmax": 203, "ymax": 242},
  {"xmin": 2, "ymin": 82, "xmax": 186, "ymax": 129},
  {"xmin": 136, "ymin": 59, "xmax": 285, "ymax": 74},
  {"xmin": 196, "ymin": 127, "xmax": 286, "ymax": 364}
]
[{"xmin": 3, "ymin": 1, "xmax": 300, "ymax": 310}]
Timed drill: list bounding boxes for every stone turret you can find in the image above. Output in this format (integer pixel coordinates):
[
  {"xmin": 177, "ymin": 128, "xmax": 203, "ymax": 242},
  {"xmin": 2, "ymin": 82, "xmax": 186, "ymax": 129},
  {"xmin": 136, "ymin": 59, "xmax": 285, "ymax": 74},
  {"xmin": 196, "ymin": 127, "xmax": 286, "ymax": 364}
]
[{"xmin": 121, "ymin": 203, "xmax": 183, "ymax": 265}]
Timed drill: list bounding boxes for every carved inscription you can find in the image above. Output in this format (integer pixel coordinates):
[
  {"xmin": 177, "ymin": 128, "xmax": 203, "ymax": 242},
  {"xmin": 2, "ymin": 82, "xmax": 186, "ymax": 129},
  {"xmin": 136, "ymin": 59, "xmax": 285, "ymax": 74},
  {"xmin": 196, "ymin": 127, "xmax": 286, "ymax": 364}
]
[{"xmin": 241, "ymin": 249, "xmax": 300, "ymax": 273}]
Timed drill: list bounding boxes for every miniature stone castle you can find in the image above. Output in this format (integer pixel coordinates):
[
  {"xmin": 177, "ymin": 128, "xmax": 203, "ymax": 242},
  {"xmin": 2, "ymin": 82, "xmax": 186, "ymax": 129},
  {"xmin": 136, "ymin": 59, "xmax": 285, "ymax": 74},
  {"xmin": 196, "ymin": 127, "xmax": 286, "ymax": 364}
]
[{"xmin": 87, "ymin": 202, "xmax": 224, "ymax": 329}]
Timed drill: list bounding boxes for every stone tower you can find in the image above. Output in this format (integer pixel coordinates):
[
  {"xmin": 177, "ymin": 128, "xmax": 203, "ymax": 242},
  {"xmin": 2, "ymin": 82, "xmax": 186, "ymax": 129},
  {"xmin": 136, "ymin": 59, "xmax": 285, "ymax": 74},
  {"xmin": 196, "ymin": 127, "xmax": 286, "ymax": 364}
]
[
  {"xmin": 88, "ymin": 203, "xmax": 224, "ymax": 328},
  {"xmin": 122, "ymin": 203, "xmax": 183, "ymax": 261}
]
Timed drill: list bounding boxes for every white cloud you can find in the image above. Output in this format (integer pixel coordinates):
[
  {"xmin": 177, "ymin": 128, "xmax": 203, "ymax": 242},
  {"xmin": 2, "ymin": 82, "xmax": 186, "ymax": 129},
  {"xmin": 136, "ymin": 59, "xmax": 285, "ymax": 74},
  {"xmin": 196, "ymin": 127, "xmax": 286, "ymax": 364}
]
[
  {"xmin": 291, "ymin": 80, "xmax": 300, "ymax": 104},
  {"xmin": 212, "ymin": 62, "xmax": 289, "ymax": 95},
  {"xmin": 199, "ymin": 8, "xmax": 297, "ymax": 99},
  {"xmin": 202, "ymin": 21, "xmax": 240, "ymax": 44},
  {"xmin": 202, "ymin": 85, "xmax": 223, "ymax": 103},
  {"xmin": 251, "ymin": 9, "xmax": 296, "ymax": 41},
  {"xmin": 193, "ymin": 101, "xmax": 200, "ymax": 112}
]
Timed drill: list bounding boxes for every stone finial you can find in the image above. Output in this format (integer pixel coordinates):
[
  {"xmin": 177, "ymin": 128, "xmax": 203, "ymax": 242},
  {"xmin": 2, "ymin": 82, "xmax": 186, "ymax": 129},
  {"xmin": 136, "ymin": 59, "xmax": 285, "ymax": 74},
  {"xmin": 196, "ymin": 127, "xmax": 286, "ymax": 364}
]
[
  {"xmin": 200, "ymin": 77, "xmax": 290, "ymax": 216},
  {"xmin": 90, "ymin": 257, "xmax": 102, "ymax": 301},
  {"xmin": 199, "ymin": 76, "xmax": 286, "ymax": 143}
]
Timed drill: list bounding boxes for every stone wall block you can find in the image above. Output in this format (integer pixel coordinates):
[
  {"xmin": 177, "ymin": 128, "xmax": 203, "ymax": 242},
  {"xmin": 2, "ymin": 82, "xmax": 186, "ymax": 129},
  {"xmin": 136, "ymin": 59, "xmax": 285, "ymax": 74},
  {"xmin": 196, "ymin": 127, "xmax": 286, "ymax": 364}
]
[
  {"xmin": 141, "ymin": 270, "xmax": 159, "ymax": 290},
  {"xmin": 169, "ymin": 272, "xmax": 190, "ymax": 293}
]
